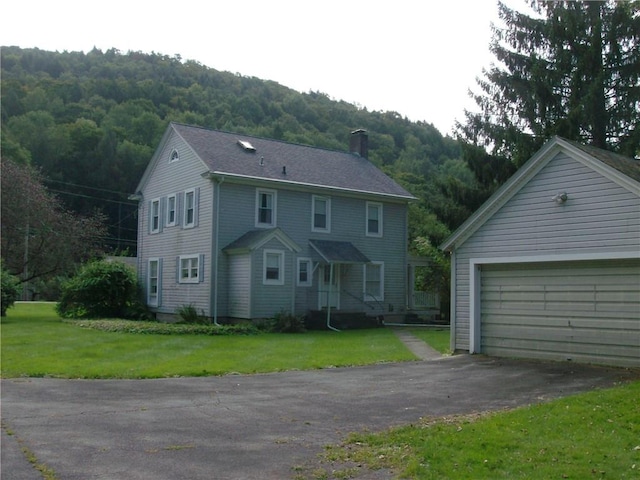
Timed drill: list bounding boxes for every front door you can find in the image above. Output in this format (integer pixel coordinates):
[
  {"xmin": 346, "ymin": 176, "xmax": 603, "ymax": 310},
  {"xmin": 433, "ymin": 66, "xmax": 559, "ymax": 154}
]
[{"xmin": 318, "ymin": 264, "xmax": 340, "ymax": 309}]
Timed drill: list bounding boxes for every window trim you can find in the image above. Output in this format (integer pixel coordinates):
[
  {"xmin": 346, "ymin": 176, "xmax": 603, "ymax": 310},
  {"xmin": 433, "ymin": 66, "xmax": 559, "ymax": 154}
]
[
  {"xmin": 255, "ymin": 188, "xmax": 277, "ymax": 228},
  {"xmin": 169, "ymin": 148, "xmax": 179, "ymax": 163},
  {"xmin": 183, "ymin": 188, "xmax": 197, "ymax": 229},
  {"xmin": 148, "ymin": 258, "xmax": 161, "ymax": 306},
  {"xmin": 178, "ymin": 254, "xmax": 201, "ymax": 284},
  {"xmin": 366, "ymin": 201, "xmax": 383, "ymax": 237},
  {"xmin": 166, "ymin": 194, "xmax": 177, "ymax": 227},
  {"xmin": 311, "ymin": 195, "xmax": 331, "ymax": 233},
  {"xmin": 263, "ymin": 249, "xmax": 285, "ymax": 285},
  {"xmin": 297, "ymin": 257, "xmax": 312, "ymax": 287},
  {"xmin": 363, "ymin": 261, "xmax": 384, "ymax": 302},
  {"xmin": 150, "ymin": 197, "xmax": 161, "ymax": 234}
]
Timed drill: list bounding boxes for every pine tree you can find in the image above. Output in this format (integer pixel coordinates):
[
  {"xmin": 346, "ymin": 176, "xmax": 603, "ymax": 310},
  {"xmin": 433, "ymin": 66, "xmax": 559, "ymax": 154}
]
[{"xmin": 457, "ymin": 0, "xmax": 640, "ymax": 168}]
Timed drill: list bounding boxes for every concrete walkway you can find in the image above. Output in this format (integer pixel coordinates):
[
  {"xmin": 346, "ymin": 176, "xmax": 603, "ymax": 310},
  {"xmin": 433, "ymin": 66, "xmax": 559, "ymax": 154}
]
[{"xmin": 392, "ymin": 328, "xmax": 444, "ymax": 360}]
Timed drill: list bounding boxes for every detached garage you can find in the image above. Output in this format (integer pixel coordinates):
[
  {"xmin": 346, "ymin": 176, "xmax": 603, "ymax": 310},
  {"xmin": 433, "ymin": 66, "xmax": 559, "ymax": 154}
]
[{"xmin": 442, "ymin": 137, "xmax": 640, "ymax": 367}]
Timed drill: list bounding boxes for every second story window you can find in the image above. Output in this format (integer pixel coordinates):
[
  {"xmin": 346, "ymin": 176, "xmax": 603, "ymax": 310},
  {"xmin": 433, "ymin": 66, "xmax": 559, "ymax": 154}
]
[
  {"xmin": 366, "ymin": 202, "xmax": 383, "ymax": 237},
  {"xmin": 312, "ymin": 195, "xmax": 331, "ymax": 233},
  {"xmin": 150, "ymin": 198, "xmax": 161, "ymax": 234},
  {"xmin": 166, "ymin": 194, "xmax": 177, "ymax": 227},
  {"xmin": 256, "ymin": 189, "xmax": 276, "ymax": 227},
  {"xmin": 184, "ymin": 188, "xmax": 197, "ymax": 228}
]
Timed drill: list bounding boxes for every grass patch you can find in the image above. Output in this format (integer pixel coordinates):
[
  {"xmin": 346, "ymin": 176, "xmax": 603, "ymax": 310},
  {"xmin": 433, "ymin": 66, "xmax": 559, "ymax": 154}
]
[
  {"xmin": 409, "ymin": 328, "xmax": 451, "ymax": 354},
  {"xmin": 1, "ymin": 303, "xmax": 415, "ymax": 379},
  {"xmin": 319, "ymin": 381, "xmax": 640, "ymax": 479}
]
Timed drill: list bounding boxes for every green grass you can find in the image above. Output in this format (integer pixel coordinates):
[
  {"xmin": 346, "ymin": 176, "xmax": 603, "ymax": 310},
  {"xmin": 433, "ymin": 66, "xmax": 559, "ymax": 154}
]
[
  {"xmin": 320, "ymin": 380, "xmax": 640, "ymax": 479},
  {"xmin": 409, "ymin": 328, "xmax": 451, "ymax": 354},
  {"xmin": 1, "ymin": 303, "xmax": 417, "ymax": 379}
]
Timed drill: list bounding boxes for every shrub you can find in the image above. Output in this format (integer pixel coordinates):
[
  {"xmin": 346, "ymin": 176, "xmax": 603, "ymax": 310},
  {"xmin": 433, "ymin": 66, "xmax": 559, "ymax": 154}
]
[
  {"xmin": 269, "ymin": 310, "xmax": 306, "ymax": 333},
  {"xmin": 176, "ymin": 304, "xmax": 210, "ymax": 325},
  {"xmin": 56, "ymin": 259, "xmax": 148, "ymax": 319},
  {"xmin": 1, "ymin": 264, "xmax": 21, "ymax": 316}
]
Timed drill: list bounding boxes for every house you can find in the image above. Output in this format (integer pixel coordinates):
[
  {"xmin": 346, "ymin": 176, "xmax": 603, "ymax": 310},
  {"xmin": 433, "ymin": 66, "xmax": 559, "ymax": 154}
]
[
  {"xmin": 441, "ymin": 137, "xmax": 640, "ymax": 367},
  {"xmin": 131, "ymin": 123, "xmax": 417, "ymax": 328}
]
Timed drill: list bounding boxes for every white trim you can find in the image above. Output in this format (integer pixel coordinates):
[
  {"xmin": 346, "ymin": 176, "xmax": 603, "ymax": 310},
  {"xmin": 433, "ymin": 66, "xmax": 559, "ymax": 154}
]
[
  {"xmin": 147, "ymin": 257, "xmax": 161, "ymax": 307},
  {"xmin": 468, "ymin": 250, "xmax": 640, "ymax": 354},
  {"xmin": 366, "ymin": 201, "xmax": 383, "ymax": 237},
  {"xmin": 363, "ymin": 261, "xmax": 384, "ymax": 302},
  {"xmin": 311, "ymin": 195, "xmax": 331, "ymax": 233},
  {"xmin": 263, "ymin": 249, "xmax": 285, "ymax": 285},
  {"xmin": 166, "ymin": 193, "xmax": 177, "ymax": 227},
  {"xmin": 179, "ymin": 254, "xmax": 200, "ymax": 283},
  {"xmin": 255, "ymin": 188, "xmax": 277, "ymax": 228},
  {"xmin": 183, "ymin": 188, "xmax": 196, "ymax": 228},
  {"xmin": 297, "ymin": 257, "xmax": 312, "ymax": 287},
  {"xmin": 169, "ymin": 148, "xmax": 179, "ymax": 163},
  {"xmin": 150, "ymin": 197, "xmax": 161, "ymax": 234}
]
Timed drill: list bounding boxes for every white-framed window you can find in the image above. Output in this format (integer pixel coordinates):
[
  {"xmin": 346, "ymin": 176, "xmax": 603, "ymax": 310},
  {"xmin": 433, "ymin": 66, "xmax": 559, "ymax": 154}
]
[
  {"xmin": 169, "ymin": 148, "xmax": 179, "ymax": 163},
  {"xmin": 166, "ymin": 194, "xmax": 177, "ymax": 227},
  {"xmin": 363, "ymin": 262, "xmax": 384, "ymax": 302},
  {"xmin": 183, "ymin": 188, "xmax": 197, "ymax": 228},
  {"xmin": 312, "ymin": 195, "xmax": 331, "ymax": 233},
  {"xmin": 263, "ymin": 249, "xmax": 284, "ymax": 285},
  {"xmin": 366, "ymin": 202, "xmax": 383, "ymax": 237},
  {"xmin": 178, "ymin": 254, "xmax": 202, "ymax": 283},
  {"xmin": 150, "ymin": 198, "xmax": 161, "ymax": 234},
  {"xmin": 256, "ymin": 188, "xmax": 276, "ymax": 227},
  {"xmin": 148, "ymin": 258, "xmax": 162, "ymax": 306},
  {"xmin": 297, "ymin": 257, "xmax": 312, "ymax": 287}
]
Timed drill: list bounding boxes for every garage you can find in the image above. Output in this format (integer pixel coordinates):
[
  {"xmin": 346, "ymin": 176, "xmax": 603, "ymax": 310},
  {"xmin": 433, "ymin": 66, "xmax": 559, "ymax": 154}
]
[
  {"xmin": 480, "ymin": 259, "xmax": 640, "ymax": 366},
  {"xmin": 441, "ymin": 137, "xmax": 640, "ymax": 367}
]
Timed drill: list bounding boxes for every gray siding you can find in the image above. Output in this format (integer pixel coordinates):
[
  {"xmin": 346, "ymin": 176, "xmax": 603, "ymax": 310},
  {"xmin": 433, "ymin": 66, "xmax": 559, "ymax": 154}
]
[
  {"xmin": 138, "ymin": 132, "xmax": 214, "ymax": 317},
  {"xmin": 453, "ymin": 152, "xmax": 640, "ymax": 351}
]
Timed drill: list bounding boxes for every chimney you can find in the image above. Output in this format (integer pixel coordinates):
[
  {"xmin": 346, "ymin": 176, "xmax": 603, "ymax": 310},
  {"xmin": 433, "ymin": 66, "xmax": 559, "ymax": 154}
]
[{"xmin": 350, "ymin": 129, "xmax": 368, "ymax": 159}]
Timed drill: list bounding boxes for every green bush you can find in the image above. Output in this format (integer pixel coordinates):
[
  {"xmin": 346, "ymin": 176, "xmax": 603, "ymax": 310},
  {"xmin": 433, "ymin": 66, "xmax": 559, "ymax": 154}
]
[
  {"xmin": 56, "ymin": 259, "xmax": 148, "ymax": 319},
  {"xmin": 176, "ymin": 304, "xmax": 210, "ymax": 325},
  {"xmin": 269, "ymin": 310, "xmax": 306, "ymax": 333},
  {"xmin": 1, "ymin": 265, "xmax": 21, "ymax": 316}
]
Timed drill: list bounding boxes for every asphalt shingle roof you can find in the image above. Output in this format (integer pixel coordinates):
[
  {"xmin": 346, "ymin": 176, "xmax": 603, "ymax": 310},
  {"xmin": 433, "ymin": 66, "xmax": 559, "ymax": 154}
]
[{"xmin": 171, "ymin": 123, "xmax": 414, "ymax": 200}]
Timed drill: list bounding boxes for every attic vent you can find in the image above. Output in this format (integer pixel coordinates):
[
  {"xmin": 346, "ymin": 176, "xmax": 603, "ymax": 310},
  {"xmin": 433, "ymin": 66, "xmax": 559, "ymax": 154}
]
[{"xmin": 237, "ymin": 139, "xmax": 256, "ymax": 152}]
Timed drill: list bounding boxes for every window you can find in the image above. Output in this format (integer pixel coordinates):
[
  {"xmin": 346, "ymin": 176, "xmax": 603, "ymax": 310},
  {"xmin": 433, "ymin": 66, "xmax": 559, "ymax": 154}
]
[
  {"xmin": 148, "ymin": 258, "xmax": 161, "ymax": 306},
  {"xmin": 263, "ymin": 250, "xmax": 284, "ymax": 285},
  {"xmin": 312, "ymin": 195, "xmax": 331, "ymax": 232},
  {"xmin": 364, "ymin": 262, "xmax": 384, "ymax": 301},
  {"xmin": 169, "ymin": 149, "xmax": 179, "ymax": 162},
  {"xmin": 256, "ymin": 189, "xmax": 276, "ymax": 227},
  {"xmin": 366, "ymin": 202, "xmax": 383, "ymax": 237},
  {"xmin": 179, "ymin": 254, "xmax": 202, "ymax": 283},
  {"xmin": 297, "ymin": 258, "xmax": 312, "ymax": 287},
  {"xmin": 183, "ymin": 188, "xmax": 196, "ymax": 228},
  {"xmin": 166, "ymin": 194, "xmax": 177, "ymax": 227},
  {"xmin": 150, "ymin": 198, "xmax": 161, "ymax": 234}
]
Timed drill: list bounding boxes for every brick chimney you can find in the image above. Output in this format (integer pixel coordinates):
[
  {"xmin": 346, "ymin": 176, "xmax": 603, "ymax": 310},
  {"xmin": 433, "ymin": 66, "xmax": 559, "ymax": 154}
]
[{"xmin": 349, "ymin": 129, "xmax": 368, "ymax": 159}]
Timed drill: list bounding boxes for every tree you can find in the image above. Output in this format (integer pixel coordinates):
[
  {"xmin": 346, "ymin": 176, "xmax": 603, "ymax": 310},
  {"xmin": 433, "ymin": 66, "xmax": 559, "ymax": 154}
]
[
  {"xmin": 457, "ymin": 0, "xmax": 640, "ymax": 168},
  {"xmin": 0, "ymin": 158, "xmax": 107, "ymax": 296}
]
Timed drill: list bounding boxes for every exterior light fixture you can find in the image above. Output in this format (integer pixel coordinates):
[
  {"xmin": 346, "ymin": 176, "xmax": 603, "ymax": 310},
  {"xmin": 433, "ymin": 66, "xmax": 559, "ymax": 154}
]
[{"xmin": 552, "ymin": 192, "xmax": 568, "ymax": 204}]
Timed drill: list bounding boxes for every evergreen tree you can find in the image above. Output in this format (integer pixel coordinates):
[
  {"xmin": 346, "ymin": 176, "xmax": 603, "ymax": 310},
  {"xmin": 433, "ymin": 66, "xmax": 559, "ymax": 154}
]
[{"xmin": 457, "ymin": 0, "xmax": 640, "ymax": 168}]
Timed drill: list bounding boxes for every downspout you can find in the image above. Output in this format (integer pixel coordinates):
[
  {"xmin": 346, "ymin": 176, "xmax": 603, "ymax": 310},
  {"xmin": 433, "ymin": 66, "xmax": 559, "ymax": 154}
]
[
  {"xmin": 326, "ymin": 262, "xmax": 340, "ymax": 332},
  {"xmin": 212, "ymin": 176, "xmax": 224, "ymax": 326}
]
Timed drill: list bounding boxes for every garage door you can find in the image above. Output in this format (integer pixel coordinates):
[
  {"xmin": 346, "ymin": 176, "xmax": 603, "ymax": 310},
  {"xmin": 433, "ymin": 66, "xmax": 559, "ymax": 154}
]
[{"xmin": 481, "ymin": 259, "xmax": 640, "ymax": 367}]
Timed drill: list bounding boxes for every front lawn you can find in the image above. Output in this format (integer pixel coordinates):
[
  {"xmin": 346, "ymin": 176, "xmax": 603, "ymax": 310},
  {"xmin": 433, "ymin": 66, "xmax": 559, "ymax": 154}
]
[
  {"xmin": 1, "ymin": 303, "xmax": 417, "ymax": 379},
  {"xmin": 318, "ymin": 380, "xmax": 640, "ymax": 479}
]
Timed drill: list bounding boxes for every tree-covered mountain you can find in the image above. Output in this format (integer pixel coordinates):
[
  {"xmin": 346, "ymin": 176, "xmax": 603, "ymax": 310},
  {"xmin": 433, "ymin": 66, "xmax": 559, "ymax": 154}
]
[{"xmin": 1, "ymin": 46, "xmax": 476, "ymax": 261}]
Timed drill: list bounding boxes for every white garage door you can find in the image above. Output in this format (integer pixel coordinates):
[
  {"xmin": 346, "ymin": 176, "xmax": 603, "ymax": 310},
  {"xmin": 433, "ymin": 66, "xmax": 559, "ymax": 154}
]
[{"xmin": 481, "ymin": 259, "xmax": 640, "ymax": 367}]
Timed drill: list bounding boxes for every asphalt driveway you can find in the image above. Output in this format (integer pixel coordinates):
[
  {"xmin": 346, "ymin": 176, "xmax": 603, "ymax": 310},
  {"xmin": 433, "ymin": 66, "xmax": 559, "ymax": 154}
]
[{"xmin": 2, "ymin": 355, "xmax": 638, "ymax": 480}]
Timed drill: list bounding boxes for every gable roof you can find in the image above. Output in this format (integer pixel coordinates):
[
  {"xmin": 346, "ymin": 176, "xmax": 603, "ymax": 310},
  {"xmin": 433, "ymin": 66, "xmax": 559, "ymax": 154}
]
[
  {"xmin": 169, "ymin": 123, "xmax": 415, "ymax": 201},
  {"xmin": 441, "ymin": 136, "xmax": 640, "ymax": 252},
  {"xmin": 309, "ymin": 239, "xmax": 371, "ymax": 264},
  {"xmin": 222, "ymin": 228, "xmax": 301, "ymax": 254}
]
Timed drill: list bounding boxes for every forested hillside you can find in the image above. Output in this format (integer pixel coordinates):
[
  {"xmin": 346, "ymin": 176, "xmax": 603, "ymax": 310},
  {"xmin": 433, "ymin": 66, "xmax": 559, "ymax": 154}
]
[{"xmin": 1, "ymin": 46, "xmax": 481, "ymax": 295}]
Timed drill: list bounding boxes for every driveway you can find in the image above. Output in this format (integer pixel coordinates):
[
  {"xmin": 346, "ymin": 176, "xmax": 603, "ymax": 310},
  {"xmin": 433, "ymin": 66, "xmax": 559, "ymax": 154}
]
[{"xmin": 2, "ymin": 355, "xmax": 637, "ymax": 480}]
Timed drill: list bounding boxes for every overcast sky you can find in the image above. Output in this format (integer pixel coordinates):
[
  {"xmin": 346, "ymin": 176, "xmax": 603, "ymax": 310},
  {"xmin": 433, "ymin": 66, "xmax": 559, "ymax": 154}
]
[{"xmin": 1, "ymin": 0, "xmax": 522, "ymax": 135}]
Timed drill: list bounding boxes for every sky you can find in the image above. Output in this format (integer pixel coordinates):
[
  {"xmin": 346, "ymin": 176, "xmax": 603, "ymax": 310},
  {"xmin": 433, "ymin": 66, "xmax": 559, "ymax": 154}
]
[{"xmin": 1, "ymin": 0, "xmax": 519, "ymax": 136}]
